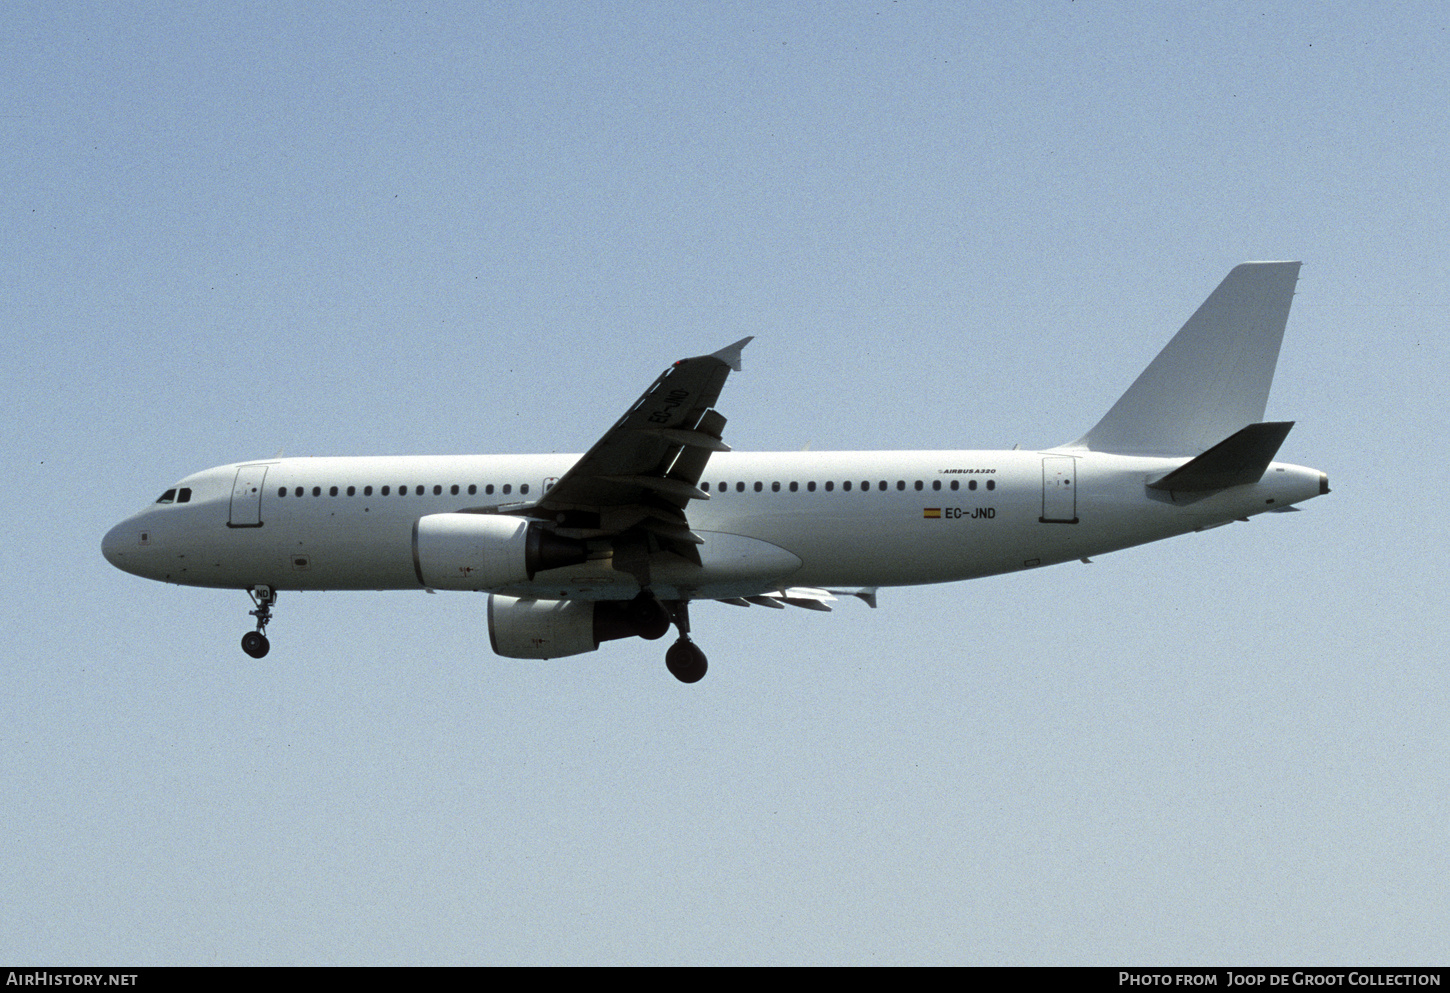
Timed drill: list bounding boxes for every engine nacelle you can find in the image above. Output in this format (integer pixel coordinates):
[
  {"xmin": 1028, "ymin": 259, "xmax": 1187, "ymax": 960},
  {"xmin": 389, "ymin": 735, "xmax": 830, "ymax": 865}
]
[
  {"xmin": 487, "ymin": 593, "xmax": 674, "ymax": 659},
  {"xmin": 412, "ymin": 513, "xmax": 587, "ymax": 591}
]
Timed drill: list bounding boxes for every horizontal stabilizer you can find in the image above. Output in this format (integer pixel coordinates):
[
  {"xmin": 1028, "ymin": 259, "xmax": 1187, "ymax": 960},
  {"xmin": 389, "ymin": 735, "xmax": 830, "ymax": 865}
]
[{"xmin": 1147, "ymin": 422, "xmax": 1294, "ymax": 492}]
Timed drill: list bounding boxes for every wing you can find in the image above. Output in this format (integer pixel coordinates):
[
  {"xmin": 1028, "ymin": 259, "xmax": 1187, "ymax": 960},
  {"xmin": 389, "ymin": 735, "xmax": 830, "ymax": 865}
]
[{"xmin": 499, "ymin": 337, "xmax": 752, "ymax": 572}]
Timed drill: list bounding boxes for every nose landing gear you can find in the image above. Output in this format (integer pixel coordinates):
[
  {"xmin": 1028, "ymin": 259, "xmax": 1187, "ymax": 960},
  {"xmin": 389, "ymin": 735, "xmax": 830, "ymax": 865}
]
[{"xmin": 241, "ymin": 585, "xmax": 275, "ymax": 659}]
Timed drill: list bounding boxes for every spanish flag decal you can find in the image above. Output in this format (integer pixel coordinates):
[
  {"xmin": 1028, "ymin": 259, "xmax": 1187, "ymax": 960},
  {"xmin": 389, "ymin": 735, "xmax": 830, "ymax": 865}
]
[{"xmin": 923, "ymin": 508, "xmax": 942, "ymax": 519}]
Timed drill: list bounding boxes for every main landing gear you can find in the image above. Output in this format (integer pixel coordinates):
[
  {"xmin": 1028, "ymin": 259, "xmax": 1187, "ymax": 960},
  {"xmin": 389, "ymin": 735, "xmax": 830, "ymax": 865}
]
[
  {"xmin": 664, "ymin": 601, "xmax": 707, "ymax": 684},
  {"xmin": 241, "ymin": 585, "xmax": 275, "ymax": 659}
]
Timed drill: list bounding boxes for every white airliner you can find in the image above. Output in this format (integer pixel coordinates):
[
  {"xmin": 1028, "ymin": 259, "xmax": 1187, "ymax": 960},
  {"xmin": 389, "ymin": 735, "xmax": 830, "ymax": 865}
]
[{"xmin": 103, "ymin": 262, "xmax": 1327, "ymax": 682}]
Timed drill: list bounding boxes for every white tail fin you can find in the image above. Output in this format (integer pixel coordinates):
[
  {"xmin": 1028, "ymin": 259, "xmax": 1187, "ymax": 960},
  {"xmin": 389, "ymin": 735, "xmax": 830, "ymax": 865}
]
[{"xmin": 1071, "ymin": 262, "xmax": 1301, "ymax": 455}]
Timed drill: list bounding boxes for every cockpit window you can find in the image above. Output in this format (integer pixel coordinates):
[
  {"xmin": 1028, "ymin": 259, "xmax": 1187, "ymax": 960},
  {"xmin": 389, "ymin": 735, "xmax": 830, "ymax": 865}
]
[
  {"xmin": 155, "ymin": 489, "xmax": 177, "ymax": 504},
  {"xmin": 176, "ymin": 488, "xmax": 192, "ymax": 503}
]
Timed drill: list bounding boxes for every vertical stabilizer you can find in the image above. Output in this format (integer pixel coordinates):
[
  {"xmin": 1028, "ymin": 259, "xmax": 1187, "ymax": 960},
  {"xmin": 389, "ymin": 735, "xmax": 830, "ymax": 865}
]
[{"xmin": 1071, "ymin": 262, "xmax": 1301, "ymax": 455}]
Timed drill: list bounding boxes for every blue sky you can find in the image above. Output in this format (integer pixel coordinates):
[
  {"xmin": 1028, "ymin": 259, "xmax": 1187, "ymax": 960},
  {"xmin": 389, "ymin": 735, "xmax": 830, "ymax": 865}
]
[{"xmin": 3, "ymin": 2, "xmax": 1446, "ymax": 964}]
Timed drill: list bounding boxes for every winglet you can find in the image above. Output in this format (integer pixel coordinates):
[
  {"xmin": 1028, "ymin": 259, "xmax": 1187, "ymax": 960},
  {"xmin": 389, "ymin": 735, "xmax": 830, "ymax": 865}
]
[{"xmin": 710, "ymin": 336, "xmax": 754, "ymax": 372}]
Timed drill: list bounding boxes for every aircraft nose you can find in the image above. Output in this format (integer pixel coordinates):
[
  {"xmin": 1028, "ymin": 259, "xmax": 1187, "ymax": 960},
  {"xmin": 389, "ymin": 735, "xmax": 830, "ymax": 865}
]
[
  {"xmin": 101, "ymin": 522, "xmax": 125, "ymax": 568},
  {"xmin": 102, "ymin": 520, "xmax": 148, "ymax": 574}
]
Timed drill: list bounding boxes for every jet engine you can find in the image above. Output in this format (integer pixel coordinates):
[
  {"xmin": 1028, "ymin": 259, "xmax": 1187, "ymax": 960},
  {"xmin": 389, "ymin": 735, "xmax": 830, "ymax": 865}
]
[
  {"xmin": 412, "ymin": 513, "xmax": 588, "ymax": 591},
  {"xmin": 488, "ymin": 593, "xmax": 673, "ymax": 659}
]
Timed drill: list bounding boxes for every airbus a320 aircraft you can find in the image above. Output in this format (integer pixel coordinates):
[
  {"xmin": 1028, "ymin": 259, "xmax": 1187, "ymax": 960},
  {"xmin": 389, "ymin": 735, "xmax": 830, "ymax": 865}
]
[{"xmin": 103, "ymin": 262, "xmax": 1328, "ymax": 682}]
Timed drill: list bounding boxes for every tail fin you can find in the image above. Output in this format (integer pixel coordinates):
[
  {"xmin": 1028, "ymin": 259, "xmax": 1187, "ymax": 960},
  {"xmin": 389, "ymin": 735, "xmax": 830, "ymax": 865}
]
[{"xmin": 1071, "ymin": 262, "xmax": 1301, "ymax": 455}]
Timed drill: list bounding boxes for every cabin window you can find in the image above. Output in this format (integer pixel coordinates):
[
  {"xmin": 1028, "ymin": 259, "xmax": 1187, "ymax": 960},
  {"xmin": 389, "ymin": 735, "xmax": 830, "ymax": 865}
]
[
  {"xmin": 451, "ymin": 484, "xmax": 459, "ymax": 495},
  {"xmin": 825, "ymin": 481, "xmax": 834, "ymax": 492},
  {"xmin": 843, "ymin": 481, "xmax": 852, "ymax": 491},
  {"xmin": 312, "ymin": 486, "xmax": 322, "ymax": 497},
  {"xmin": 753, "ymin": 482, "xmax": 762, "ymax": 492},
  {"xmin": 485, "ymin": 484, "xmax": 494, "ymax": 495},
  {"xmin": 807, "ymin": 481, "xmax": 816, "ymax": 492},
  {"xmin": 771, "ymin": 482, "xmax": 780, "ymax": 492},
  {"xmin": 987, "ymin": 479, "xmax": 996, "ymax": 491},
  {"xmin": 415, "ymin": 485, "xmax": 424, "ymax": 496},
  {"xmin": 502, "ymin": 484, "xmax": 512, "ymax": 495},
  {"xmin": 951, "ymin": 480, "xmax": 960, "ymax": 491},
  {"xmin": 878, "ymin": 481, "xmax": 887, "ymax": 491},
  {"xmin": 789, "ymin": 482, "xmax": 799, "ymax": 492},
  {"xmin": 914, "ymin": 480, "xmax": 923, "ymax": 491},
  {"xmin": 347, "ymin": 486, "xmax": 356, "ymax": 496},
  {"xmin": 521, "ymin": 484, "xmax": 530, "ymax": 495},
  {"xmin": 278, "ymin": 488, "xmax": 287, "ymax": 498},
  {"xmin": 433, "ymin": 485, "xmax": 442, "ymax": 495},
  {"xmin": 468, "ymin": 484, "xmax": 477, "ymax": 495},
  {"xmin": 155, "ymin": 489, "xmax": 176, "ymax": 504},
  {"xmin": 932, "ymin": 480, "xmax": 941, "ymax": 491},
  {"xmin": 896, "ymin": 480, "xmax": 905, "ymax": 491},
  {"xmin": 364, "ymin": 486, "xmax": 373, "ymax": 496},
  {"xmin": 329, "ymin": 486, "xmax": 339, "ymax": 497},
  {"xmin": 968, "ymin": 479, "xmax": 977, "ymax": 491}
]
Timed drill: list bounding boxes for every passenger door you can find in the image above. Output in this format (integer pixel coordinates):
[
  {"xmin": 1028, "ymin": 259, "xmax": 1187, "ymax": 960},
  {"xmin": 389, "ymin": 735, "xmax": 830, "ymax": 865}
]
[{"xmin": 228, "ymin": 465, "xmax": 269, "ymax": 527}]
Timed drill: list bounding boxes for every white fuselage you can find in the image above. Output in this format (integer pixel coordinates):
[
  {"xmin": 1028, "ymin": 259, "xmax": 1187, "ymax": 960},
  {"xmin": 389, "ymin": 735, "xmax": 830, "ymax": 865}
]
[{"xmin": 101, "ymin": 449, "xmax": 1327, "ymax": 601}]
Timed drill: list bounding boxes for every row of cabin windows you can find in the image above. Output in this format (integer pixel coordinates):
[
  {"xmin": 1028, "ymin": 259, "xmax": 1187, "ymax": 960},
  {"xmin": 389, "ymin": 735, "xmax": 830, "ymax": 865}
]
[
  {"xmin": 269, "ymin": 478, "xmax": 994, "ymax": 499},
  {"xmin": 701, "ymin": 478, "xmax": 995, "ymax": 493},
  {"xmin": 275, "ymin": 483, "xmax": 529, "ymax": 499}
]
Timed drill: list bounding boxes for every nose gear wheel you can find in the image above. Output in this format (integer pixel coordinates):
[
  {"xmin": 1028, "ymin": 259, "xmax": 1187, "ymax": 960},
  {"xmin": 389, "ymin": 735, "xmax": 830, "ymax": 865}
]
[{"xmin": 241, "ymin": 586, "xmax": 276, "ymax": 658}]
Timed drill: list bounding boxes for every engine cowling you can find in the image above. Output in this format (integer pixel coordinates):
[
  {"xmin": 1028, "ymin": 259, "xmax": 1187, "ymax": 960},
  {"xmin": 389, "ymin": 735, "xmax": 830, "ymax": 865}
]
[
  {"xmin": 487, "ymin": 593, "xmax": 673, "ymax": 659},
  {"xmin": 412, "ymin": 513, "xmax": 587, "ymax": 591}
]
